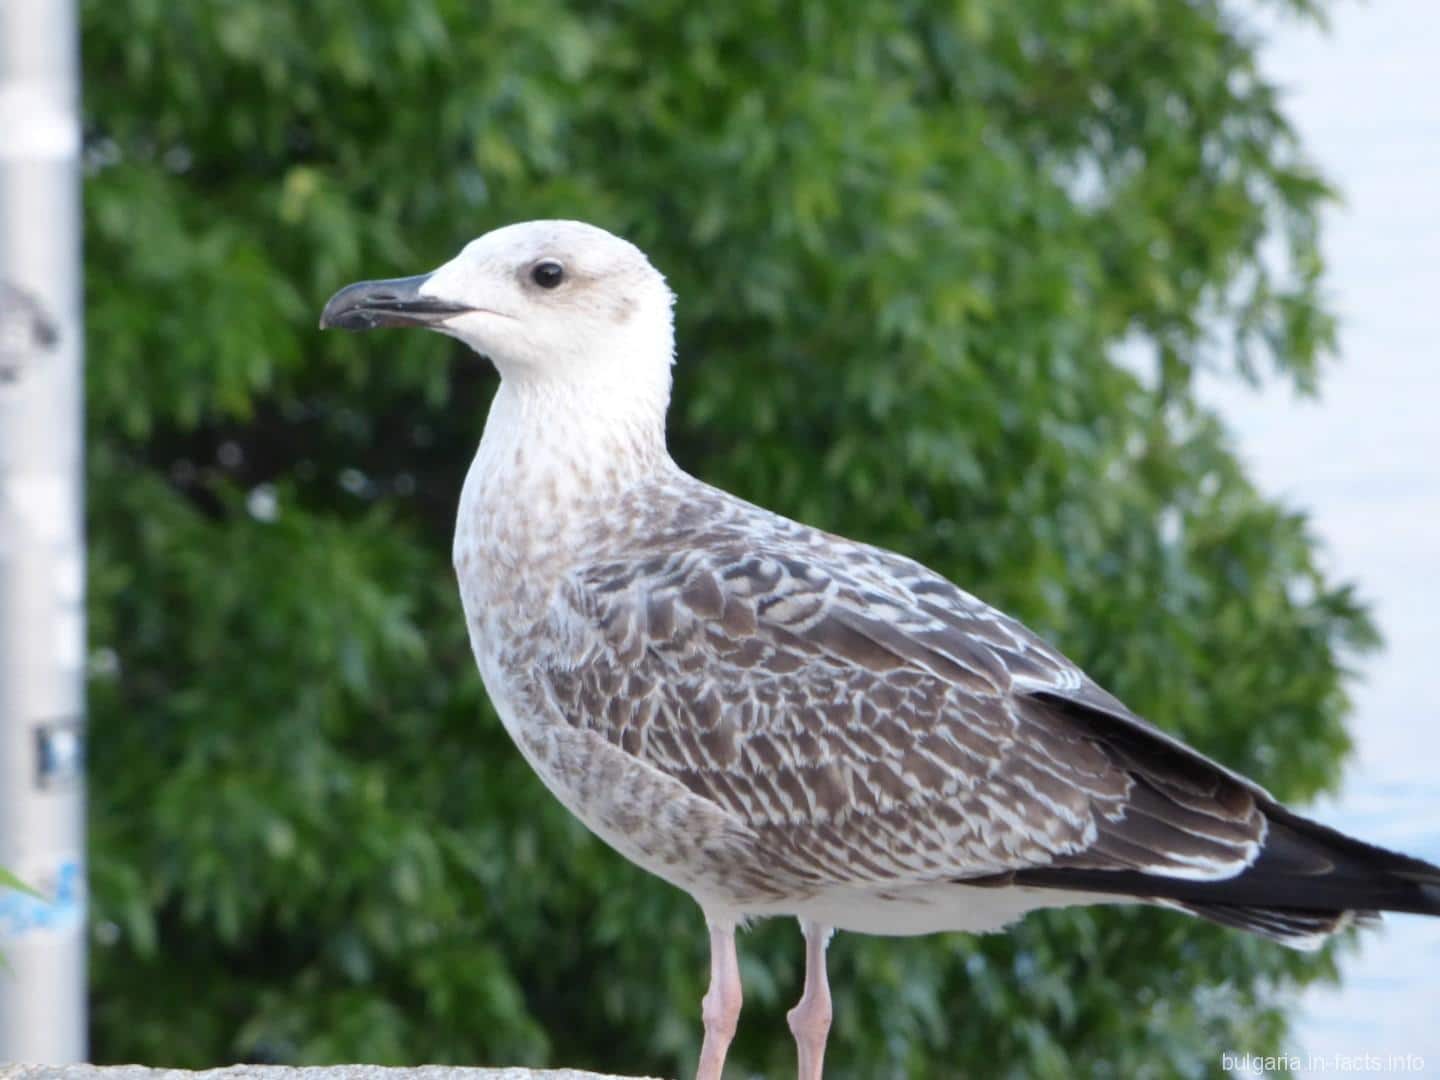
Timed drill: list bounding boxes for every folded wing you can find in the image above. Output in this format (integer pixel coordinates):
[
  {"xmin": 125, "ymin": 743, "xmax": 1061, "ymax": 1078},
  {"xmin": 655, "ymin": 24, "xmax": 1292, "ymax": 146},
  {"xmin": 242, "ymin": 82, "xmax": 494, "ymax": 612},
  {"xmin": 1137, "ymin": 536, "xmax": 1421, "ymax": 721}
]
[{"xmin": 538, "ymin": 517, "xmax": 1439, "ymax": 944}]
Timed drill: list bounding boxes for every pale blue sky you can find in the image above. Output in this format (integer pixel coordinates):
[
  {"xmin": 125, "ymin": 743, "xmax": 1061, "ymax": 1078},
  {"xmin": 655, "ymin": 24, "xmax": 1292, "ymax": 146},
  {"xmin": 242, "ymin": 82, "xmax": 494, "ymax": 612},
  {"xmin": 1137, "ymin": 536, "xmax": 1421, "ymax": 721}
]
[{"xmin": 1205, "ymin": 1, "xmax": 1440, "ymax": 1071}]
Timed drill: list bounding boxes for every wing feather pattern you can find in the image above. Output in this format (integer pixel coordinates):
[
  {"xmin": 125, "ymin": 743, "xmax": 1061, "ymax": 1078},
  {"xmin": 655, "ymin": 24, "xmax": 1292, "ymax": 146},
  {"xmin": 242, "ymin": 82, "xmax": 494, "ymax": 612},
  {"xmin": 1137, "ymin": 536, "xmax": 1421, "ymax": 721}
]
[{"xmin": 530, "ymin": 485, "xmax": 1440, "ymax": 943}]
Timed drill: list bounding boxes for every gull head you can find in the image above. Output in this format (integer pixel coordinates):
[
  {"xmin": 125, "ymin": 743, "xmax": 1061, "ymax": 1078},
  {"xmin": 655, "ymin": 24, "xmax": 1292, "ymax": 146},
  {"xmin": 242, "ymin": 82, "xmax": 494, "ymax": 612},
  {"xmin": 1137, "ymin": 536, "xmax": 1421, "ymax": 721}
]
[{"xmin": 320, "ymin": 220, "xmax": 676, "ymax": 389}]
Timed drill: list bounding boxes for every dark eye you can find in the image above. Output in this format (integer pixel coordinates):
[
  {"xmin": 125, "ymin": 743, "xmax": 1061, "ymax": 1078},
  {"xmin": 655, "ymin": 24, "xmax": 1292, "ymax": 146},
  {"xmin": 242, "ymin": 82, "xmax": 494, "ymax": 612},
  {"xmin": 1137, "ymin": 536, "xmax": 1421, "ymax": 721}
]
[{"xmin": 530, "ymin": 260, "xmax": 565, "ymax": 289}]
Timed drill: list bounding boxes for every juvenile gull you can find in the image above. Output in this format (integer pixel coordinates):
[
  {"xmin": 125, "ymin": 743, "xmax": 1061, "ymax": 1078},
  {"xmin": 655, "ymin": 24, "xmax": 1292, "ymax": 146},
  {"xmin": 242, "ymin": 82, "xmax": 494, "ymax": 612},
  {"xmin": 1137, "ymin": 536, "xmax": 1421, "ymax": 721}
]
[{"xmin": 321, "ymin": 220, "xmax": 1440, "ymax": 1079}]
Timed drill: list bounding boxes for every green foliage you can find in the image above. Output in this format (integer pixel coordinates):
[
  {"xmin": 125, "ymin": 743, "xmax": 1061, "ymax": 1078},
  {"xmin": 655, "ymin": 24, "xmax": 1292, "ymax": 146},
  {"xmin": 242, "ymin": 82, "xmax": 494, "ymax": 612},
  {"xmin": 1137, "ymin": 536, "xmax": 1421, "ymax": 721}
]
[{"xmin": 83, "ymin": 0, "xmax": 1371, "ymax": 1076}]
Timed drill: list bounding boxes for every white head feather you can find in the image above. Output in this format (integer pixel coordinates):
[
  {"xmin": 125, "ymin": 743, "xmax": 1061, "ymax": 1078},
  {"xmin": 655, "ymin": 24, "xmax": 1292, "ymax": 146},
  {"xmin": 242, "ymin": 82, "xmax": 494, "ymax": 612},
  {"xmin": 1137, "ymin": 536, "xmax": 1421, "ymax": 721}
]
[{"xmin": 419, "ymin": 220, "xmax": 676, "ymax": 401}]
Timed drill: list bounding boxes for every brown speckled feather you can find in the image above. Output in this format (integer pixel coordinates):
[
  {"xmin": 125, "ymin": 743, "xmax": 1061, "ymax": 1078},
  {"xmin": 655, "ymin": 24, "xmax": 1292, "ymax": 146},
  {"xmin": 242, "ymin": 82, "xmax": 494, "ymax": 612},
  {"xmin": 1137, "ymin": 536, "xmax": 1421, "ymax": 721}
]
[{"xmin": 528, "ymin": 473, "xmax": 1269, "ymax": 903}]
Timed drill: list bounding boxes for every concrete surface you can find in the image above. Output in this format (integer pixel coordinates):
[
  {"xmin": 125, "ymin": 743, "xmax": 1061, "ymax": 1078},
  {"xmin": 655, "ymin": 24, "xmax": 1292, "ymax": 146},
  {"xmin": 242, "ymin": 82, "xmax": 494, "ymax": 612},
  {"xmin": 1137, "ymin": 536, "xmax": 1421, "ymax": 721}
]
[{"xmin": 0, "ymin": 1067, "xmax": 665, "ymax": 1080}]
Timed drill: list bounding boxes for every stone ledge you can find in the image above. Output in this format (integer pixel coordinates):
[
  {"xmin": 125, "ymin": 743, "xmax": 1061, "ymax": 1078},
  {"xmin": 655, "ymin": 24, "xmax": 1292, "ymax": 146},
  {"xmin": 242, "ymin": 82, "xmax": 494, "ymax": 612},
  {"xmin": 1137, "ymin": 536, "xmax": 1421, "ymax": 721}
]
[{"xmin": 0, "ymin": 1067, "xmax": 664, "ymax": 1080}]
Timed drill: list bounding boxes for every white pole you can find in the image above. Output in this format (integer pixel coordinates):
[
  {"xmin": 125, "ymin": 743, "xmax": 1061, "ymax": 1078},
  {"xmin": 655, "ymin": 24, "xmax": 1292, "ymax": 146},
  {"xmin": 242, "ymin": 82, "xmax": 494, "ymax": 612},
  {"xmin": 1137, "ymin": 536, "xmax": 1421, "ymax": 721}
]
[{"xmin": 0, "ymin": 0, "xmax": 87, "ymax": 1062}]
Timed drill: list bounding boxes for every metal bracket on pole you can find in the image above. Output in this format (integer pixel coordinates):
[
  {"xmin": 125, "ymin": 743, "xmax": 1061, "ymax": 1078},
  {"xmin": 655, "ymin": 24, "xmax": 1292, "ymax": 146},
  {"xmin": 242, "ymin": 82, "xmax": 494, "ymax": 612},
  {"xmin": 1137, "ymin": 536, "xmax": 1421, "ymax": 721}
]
[{"xmin": 0, "ymin": 0, "xmax": 88, "ymax": 1063}]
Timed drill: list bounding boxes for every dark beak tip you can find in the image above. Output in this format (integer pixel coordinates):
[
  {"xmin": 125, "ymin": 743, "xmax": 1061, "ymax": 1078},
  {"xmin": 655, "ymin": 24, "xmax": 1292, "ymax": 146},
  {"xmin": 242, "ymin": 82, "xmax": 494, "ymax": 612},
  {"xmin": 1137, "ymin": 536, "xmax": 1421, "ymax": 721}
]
[
  {"xmin": 319, "ymin": 279, "xmax": 381, "ymax": 332},
  {"xmin": 317, "ymin": 301, "xmax": 374, "ymax": 332}
]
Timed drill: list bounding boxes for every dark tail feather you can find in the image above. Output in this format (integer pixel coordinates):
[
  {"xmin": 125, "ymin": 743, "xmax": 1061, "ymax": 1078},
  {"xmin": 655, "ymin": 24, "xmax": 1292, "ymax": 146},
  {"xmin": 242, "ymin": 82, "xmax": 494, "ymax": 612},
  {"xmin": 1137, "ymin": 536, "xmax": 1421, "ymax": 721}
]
[
  {"xmin": 1003, "ymin": 803, "xmax": 1440, "ymax": 949},
  {"xmin": 1162, "ymin": 899, "xmax": 1378, "ymax": 950}
]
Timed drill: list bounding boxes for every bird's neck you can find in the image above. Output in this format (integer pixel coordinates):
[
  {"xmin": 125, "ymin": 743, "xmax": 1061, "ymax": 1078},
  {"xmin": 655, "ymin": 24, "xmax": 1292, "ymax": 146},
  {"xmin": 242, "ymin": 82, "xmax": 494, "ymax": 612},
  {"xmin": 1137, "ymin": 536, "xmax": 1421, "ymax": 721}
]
[{"xmin": 454, "ymin": 372, "xmax": 672, "ymax": 583}]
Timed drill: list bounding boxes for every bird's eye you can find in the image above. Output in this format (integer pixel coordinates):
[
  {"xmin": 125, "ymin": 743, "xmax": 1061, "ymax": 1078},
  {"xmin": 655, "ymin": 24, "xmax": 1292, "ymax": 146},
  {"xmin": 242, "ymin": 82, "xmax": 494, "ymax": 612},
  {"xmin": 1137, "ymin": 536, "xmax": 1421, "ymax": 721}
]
[{"xmin": 531, "ymin": 260, "xmax": 565, "ymax": 289}]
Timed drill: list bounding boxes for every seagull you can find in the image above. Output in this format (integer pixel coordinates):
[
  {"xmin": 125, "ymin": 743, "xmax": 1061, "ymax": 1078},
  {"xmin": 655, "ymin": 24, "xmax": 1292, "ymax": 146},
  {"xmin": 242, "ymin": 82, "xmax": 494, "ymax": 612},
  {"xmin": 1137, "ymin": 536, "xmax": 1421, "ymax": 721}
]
[{"xmin": 321, "ymin": 220, "xmax": 1440, "ymax": 1079}]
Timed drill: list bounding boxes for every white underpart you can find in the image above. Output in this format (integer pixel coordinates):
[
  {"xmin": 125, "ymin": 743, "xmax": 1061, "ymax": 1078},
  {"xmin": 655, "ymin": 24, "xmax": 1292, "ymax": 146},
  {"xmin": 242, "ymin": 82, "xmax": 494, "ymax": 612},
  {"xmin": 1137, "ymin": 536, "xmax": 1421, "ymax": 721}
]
[{"xmin": 756, "ymin": 883, "xmax": 1132, "ymax": 937}]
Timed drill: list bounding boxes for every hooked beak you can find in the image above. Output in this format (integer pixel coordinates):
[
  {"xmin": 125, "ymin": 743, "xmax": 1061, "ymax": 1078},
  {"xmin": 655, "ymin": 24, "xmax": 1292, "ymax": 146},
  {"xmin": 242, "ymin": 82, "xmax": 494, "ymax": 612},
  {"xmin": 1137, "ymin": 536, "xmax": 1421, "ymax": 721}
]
[{"xmin": 318, "ymin": 273, "xmax": 474, "ymax": 332}]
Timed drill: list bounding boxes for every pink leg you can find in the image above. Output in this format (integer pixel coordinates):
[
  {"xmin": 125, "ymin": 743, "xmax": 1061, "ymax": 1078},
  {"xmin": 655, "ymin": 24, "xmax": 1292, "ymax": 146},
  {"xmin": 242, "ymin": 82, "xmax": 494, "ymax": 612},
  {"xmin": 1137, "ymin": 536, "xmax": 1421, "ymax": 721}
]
[
  {"xmin": 696, "ymin": 917, "xmax": 742, "ymax": 1080},
  {"xmin": 786, "ymin": 919, "xmax": 834, "ymax": 1080}
]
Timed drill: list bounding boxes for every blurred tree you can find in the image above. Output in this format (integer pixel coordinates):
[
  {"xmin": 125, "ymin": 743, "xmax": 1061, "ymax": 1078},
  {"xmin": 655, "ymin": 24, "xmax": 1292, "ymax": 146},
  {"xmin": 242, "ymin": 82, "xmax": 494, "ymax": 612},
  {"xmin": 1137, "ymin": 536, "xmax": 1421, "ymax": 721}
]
[{"xmin": 81, "ymin": 0, "xmax": 1372, "ymax": 1076}]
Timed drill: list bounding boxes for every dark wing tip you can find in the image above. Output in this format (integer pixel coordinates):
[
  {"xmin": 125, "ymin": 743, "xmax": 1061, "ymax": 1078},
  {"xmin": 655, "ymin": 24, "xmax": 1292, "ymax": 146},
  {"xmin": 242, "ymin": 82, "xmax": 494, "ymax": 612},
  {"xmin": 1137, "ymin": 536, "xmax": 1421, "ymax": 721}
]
[{"xmin": 1165, "ymin": 899, "xmax": 1377, "ymax": 950}]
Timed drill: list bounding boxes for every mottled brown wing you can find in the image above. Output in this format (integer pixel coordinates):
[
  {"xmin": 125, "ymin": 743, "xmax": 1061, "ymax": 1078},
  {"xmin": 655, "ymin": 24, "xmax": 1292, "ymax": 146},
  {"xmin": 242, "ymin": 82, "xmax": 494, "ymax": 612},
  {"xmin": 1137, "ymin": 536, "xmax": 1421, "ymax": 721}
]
[{"xmin": 541, "ymin": 539, "xmax": 1266, "ymax": 889}]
